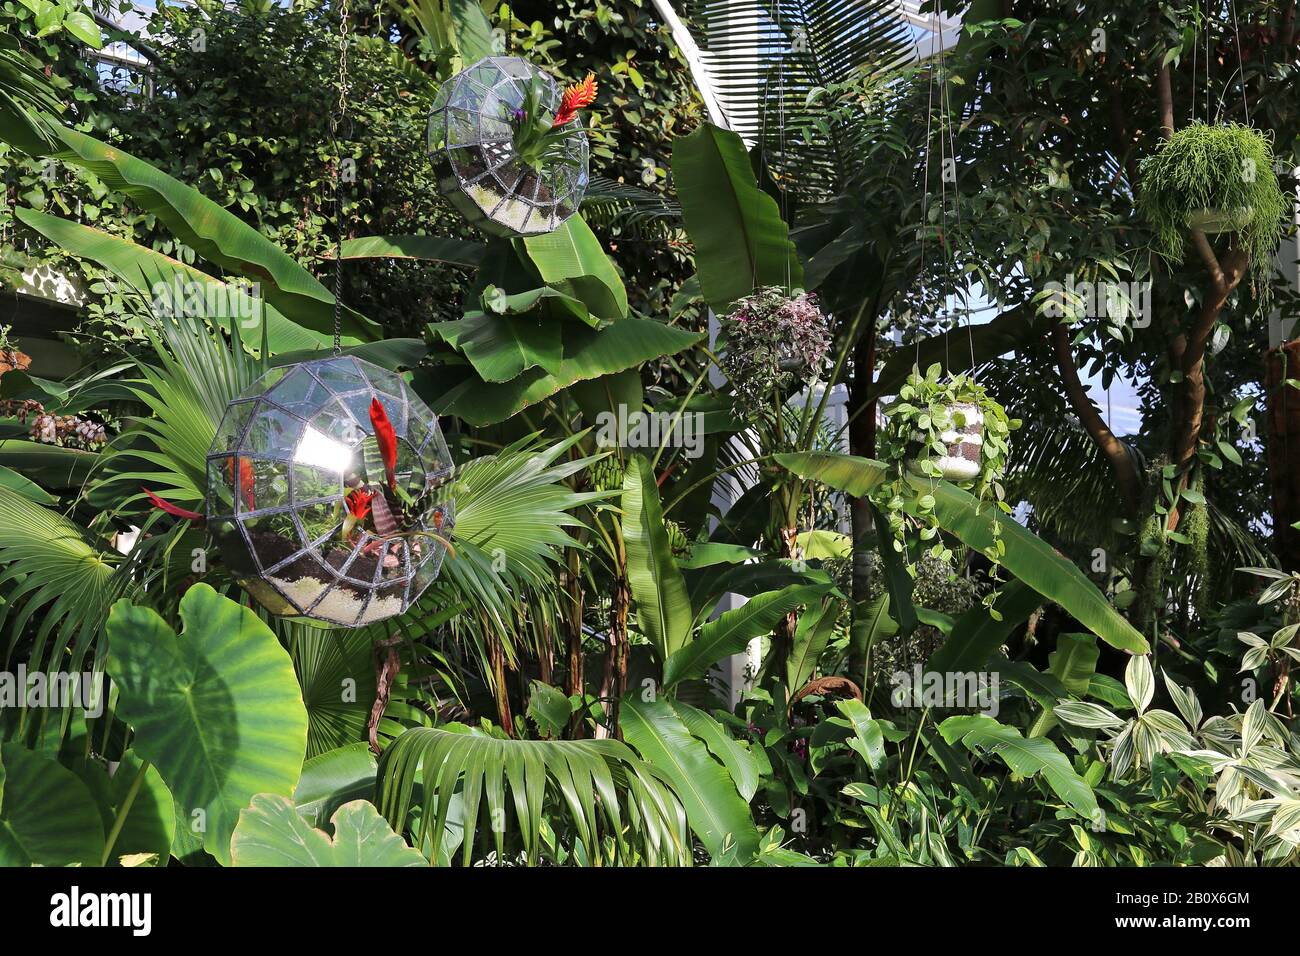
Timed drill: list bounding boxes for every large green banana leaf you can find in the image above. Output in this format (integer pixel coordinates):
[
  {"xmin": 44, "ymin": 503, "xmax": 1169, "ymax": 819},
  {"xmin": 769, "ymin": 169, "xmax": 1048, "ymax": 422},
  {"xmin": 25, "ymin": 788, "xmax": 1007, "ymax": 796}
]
[
  {"xmin": 376, "ymin": 724, "xmax": 690, "ymax": 866},
  {"xmin": 623, "ymin": 455, "xmax": 694, "ymax": 662},
  {"xmin": 20, "ymin": 123, "xmax": 378, "ymax": 342},
  {"xmin": 924, "ymin": 580, "xmax": 1042, "ymax": 675},
  {"xmin": 431, "ymin": 311, "xmax": 564, "ymax": 382},
  {"xmin": 433, "ymin": 318, "xmax": 704, "ymax": 426},
  {"xmin": 337, "ymin": 234, "xmax": 486, "ymax": 267},
  {"xmin": 522, "ymin": 215, "xmax": 629, "ymax": 321},
  {"xmin": 17, "ymin": 208, "xmax": 327, "ymax": 353},
  {"xmin": 231, "ymin": 794, "xmax": 424, "ymax": 867},
  {"xmin": 663, "ymin": 583, "xmax": 830, "ymax": 688},
  {"xmin": 620, "ymin": 696, "xmax": 760, "ymax": 865},
  {"xmin": 905, "ymin": 475, "xmax": 1149, "ymax": 654},
  {"xmin": 775, "ymin": 450, "xmax": 889, "ymax": 497},
  {"xmin": 106, "ymin": 584, "xmax": 309, "ymax": 866},
  {"xmin": 672, "ymin": 123, "xmax": 803, "ymax": 312}
]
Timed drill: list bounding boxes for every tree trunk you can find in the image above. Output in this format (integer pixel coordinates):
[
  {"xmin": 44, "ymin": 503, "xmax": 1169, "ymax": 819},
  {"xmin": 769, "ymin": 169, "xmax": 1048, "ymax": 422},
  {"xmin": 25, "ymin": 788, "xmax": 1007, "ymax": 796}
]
[
  {"xmin": 1266, "ymin": 340, "xmax": 1300, "ymax": 571},
  {"xmin": 596, "ymin": 576, "xmax": 630, "ymax": 740},
  {"xmin": 562, "ymin": 548, "xmax": 586, "ymax": 738},
  {"xmin": 489, "ymin": 631, "xmax": 514, "ymax": 736},
  {"xmin": 847, "ymin": 327, "xmax": 877, "ymax": 682}
]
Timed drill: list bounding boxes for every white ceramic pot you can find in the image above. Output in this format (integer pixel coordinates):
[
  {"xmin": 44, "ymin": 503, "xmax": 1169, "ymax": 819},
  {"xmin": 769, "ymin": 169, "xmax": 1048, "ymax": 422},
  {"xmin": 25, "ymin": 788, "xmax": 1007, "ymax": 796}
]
[{"xmin": 905, "ymin": 402, "xmax": 984, "ymax": 481}]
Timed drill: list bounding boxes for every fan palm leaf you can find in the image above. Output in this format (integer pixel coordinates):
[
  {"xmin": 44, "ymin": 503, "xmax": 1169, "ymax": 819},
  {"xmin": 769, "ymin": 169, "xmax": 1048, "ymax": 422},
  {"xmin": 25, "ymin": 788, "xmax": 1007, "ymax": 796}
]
[{"xmin": 376, "ymin": 723, "xmax": 691, "ymax": 865}]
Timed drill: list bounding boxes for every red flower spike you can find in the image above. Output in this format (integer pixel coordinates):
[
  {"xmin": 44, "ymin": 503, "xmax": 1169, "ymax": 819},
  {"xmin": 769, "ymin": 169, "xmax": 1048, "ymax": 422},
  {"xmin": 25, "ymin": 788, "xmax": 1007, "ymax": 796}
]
[
  {"xmin": 369, "ymin": 397, "xmax": 399, "ymax": 492},
  {"xmin": 553, "ymin": 73, "xmax": 597, "ymax": 128},
  {"xmin": 226, "ymin": 456, "xmax": 256, "ymax": 510},
  {"xmin": 144, "ymin": 487, "xmax": 203, "ymax": 521},
  {"xmin": 346, "ymin": 487, "xmax": 376, "ymax": 520}
]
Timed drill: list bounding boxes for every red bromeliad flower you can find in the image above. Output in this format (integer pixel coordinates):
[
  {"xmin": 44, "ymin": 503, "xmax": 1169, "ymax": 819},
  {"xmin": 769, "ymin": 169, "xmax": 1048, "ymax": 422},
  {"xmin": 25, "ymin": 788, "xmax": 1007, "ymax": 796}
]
[
  {"xmin": 368, "ymin": 397, "xmax": 398, "ymax": 492},
  {"xmin": 346, "ymin": 486, "xmax": 376, "ymax": 520},
  {"xmin": 553, "ymin": 73, "xmax": 597, "ymax": 128},
  {"xmin": 226, "ymin": 456, "xmax": 256, "ymax": 510}
]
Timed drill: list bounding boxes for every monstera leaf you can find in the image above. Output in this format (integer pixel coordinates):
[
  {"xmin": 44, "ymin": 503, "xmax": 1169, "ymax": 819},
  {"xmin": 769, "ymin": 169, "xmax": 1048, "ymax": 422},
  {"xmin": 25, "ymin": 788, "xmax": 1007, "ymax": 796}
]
[
  {"xmin": 231, "ymin": 795, "xmax": 424, "ymax": 867},
  {"xmin": 106, "ymin": 584, "xmax": 309, "ymax": 866}
]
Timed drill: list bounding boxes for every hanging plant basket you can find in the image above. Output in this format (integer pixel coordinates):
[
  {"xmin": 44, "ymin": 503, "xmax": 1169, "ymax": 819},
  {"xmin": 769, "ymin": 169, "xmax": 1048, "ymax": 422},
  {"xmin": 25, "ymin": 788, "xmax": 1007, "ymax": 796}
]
[
  {"xmin": 205, "ymin": 356, "xmax": 455, "ymax": 627},
  {"xmin": 718, "ymin": 287, "xmax": 830, "ymax": 416},
  {"xmin": 1138, "ymin": 122, "xmax": 1286, "ymax": 276},
  {"xmin": 1186, "ymin": 205, "xmax": 1254, "ymax": 234},
  {"xmin": 881, "ymin": 365, "xmax": 1016, "ymax": 488},
  {"xmin": 428, "ymin": 56, "xmax": 591, "ymax": 238},
  {"xmin": 904, "ymin": 401, "xmax": 984, "ymax": 481}
]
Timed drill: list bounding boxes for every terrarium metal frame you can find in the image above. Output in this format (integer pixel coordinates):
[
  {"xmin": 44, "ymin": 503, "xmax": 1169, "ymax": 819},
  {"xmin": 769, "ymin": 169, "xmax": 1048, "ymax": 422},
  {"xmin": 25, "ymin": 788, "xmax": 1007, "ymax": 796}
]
[
  {"xmin": 205, "ymin": 355, "xmax": 455, "ymax": 627},
  {"xmin": 428, "ymin": 55, "xmax": 589, "ymax": 237}
]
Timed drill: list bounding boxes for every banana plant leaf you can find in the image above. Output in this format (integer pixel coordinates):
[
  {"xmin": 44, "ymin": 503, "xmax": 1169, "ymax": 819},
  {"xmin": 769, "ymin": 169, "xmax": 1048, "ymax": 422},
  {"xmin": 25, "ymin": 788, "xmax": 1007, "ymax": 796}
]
[
  {"xmin": 433, "ymin": 318, "xmax": 704, "ymax": 426},
  {"xmin": 17, "ymin": 208, "xmax": 328, "ymax": 353},
  {"xmin": 35, "ymin": 124, "xmax": 378, "ymax": 341},
  {"xmin": 620, "ymin": 696, "xmax": 759, "ymax": 864},
  {"xmin": 904, "ymin": 475, "xmax": 1149, "ymax": 654},
  {"xmin": 672, "ymin": 123, "xmax": 803, "ymax": 312},
  {"xmin": 623, "ymin": 455, "xmax": 694, "ymax": 662},
  {"xmin": 523, "ymin": 215, "xmax": 629, "ymax": 321},
  {"xmin": 336, "ymin": 234, "xmax": 486, "ymax": 267}
]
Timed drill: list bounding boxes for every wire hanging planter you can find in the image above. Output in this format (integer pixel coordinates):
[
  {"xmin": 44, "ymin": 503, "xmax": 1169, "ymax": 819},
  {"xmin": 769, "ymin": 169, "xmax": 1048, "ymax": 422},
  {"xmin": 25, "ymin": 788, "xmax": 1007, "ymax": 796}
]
[
  {"xmin": 205, "ymin": 358, "xmax": 455, "ymax": 627},
  {"xmin": 204, "ymin": 0, "xmax": 455, "ymax": 628},
  {"xmin": 428, "ymin": 56, "xmax": 593, "ymax": 237}
]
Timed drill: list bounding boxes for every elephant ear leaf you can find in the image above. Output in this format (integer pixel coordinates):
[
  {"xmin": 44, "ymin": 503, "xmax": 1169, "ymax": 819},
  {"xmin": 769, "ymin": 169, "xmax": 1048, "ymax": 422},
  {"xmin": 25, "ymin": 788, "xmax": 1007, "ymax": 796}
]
[
  {"xmin": 231, "ymin": 795, "xmax": 424, "ymax": 867},
  {"xmin": 0, "ymin": 743, "xmax": 104, "ymax": 866},
  {"xmin": 106, "ymin": 583, "xmax": 309, "ymax": 866}
]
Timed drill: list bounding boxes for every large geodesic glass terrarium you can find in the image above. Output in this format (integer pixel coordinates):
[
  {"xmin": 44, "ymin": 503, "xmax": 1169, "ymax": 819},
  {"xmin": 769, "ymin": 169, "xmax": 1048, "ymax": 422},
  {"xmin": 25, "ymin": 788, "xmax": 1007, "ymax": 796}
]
[
  {"xmin": 206, "ymin": 356, "xmax": 455, "ymax": 627},
  {"xmin": 428, "ymin": 56, "xmax": 590, "ymax": 237}
]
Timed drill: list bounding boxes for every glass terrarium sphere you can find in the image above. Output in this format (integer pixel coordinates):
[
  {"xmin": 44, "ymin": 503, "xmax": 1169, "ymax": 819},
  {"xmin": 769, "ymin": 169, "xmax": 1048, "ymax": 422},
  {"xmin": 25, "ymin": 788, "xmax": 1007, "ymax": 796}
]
[
  {"xmin": 428, "ymin": 56, "xmax": 589, "ymax": 237},
  {"xmin": 205, "ymin": 356, "xmax": 455, "ymax": 627}
]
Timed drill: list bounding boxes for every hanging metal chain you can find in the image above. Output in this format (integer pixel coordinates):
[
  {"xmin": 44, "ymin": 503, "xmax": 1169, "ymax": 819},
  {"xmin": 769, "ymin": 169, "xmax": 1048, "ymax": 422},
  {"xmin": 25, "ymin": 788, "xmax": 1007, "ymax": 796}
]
[{"xmin": 328, "ymin": 0, "xmax": 352, "ymax": 355}]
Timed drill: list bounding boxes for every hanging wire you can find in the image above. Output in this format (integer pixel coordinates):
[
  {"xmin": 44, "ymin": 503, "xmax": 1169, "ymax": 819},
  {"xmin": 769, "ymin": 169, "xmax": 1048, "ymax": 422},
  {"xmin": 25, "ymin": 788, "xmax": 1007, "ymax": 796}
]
[
  {"xmin": 915, "ymin": 11, "xmax": 938, "ymax": 370},
  {"xmin": 1228, "ymin": 0, "xmax": 1251, "ymax": 124},
  {"xmin": 328, "ymin": 0, "xmax": 352, "ymax": 356}
]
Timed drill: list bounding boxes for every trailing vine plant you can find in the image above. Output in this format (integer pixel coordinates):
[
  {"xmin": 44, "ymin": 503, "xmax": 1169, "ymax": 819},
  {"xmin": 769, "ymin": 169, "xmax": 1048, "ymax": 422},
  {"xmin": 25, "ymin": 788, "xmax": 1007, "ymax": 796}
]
[{"xmin": 876, "ymin": 364, "xmax": 1019, "ymax": 609}]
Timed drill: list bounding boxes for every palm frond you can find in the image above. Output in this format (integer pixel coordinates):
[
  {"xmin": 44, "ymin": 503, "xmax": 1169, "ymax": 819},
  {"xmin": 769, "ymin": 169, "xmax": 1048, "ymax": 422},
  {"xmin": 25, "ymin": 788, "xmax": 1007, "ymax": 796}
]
[
  {"xmin": 376, "ymin": 723, "xmax": 691, "ymax": 865},
  {"xmin": 679, "ymin": 0, "xmax": 913, "ymax": 196}
]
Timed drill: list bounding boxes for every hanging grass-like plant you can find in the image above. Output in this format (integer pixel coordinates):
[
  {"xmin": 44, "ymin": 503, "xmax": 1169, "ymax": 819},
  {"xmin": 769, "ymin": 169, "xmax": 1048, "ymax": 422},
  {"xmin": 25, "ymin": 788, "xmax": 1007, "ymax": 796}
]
[{"xmin": 1138, "ymin": 122, "xmax": 1287, "ymax": 277}]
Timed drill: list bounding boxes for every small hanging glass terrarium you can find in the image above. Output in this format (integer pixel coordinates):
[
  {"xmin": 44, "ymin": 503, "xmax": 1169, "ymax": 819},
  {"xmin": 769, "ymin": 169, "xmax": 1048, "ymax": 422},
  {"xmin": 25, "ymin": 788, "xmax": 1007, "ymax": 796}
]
[
  {"xmin": 428, "ymin": 56, "xmax": 593, "ymax": 237},
  {"xmin": 205, "ymin": 356, "xmax": 455, "ymax": 627}
]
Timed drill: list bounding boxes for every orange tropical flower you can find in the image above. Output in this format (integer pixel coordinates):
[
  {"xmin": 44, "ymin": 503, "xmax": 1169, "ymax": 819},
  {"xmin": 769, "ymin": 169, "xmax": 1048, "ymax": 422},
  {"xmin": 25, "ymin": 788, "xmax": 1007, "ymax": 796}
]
[
  {"xmin": 553, "ymin": 73, "xmax": 597, "ymax": 127},
  {"xmin": 226, "ymin": 456, "xmax": 256, "ymax": 510}
]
